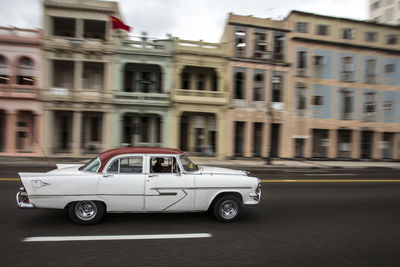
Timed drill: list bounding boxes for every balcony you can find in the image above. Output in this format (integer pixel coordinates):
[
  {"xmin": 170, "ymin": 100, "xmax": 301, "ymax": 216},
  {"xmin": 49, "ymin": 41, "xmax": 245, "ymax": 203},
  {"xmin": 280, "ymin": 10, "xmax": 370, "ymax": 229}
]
[
  {"xmin": 0, "ymin": 27, "xmax": 40, "ymax": 45},
  {"xmin": 0, "ymin": 85, "xmax": 39, "ymax": 99},
  {"xmin": 113, "ymin": 91, "xmax": 169, "ymax": 106},
  {"xmin": 173, "ymin": 39, "xmax": 225, "ymax": 57},
  {"xmin": 172, "ymin": 89, "xmax": 227, "ymax": 106},
  {"xmin": 340, "ymin": 71, "xmax": 354, "ymax": 82}
]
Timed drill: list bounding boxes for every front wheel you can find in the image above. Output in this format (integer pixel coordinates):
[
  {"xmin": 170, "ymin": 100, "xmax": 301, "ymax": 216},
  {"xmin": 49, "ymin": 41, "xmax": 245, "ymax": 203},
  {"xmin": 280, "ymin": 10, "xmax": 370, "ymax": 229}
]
[
  {"xmin": 213, "ymin": 195, "xmax": 242, "ymax": 222},
  {"xmin": 68, "ymin": 201, "xmax": 105, "ymax": 225}
]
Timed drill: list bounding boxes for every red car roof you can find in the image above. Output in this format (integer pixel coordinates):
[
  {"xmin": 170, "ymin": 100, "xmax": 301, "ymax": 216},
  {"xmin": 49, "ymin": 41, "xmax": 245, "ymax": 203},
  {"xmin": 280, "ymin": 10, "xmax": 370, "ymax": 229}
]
[{"xmin": 97, "ymin": 147, "xmax": 183, "ymax": 172}]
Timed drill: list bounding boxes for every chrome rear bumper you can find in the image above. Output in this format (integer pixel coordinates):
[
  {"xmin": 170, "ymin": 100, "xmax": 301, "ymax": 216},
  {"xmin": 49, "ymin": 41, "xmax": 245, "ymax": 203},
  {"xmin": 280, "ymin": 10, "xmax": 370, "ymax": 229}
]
[{"xmin": 16, "ymin": 187, "xmax": 35, "ymax": 209}]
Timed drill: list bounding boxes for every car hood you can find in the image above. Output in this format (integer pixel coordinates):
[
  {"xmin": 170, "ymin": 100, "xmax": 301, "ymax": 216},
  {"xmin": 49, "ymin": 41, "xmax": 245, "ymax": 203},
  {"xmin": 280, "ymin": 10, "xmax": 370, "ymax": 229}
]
[
  {"xmin": 47, "ymin": 164, "xmax": 84, "ymax": 174},
  {"xmin": 200, "ymin": 166, "xmax": 247, "ymax": 176}
]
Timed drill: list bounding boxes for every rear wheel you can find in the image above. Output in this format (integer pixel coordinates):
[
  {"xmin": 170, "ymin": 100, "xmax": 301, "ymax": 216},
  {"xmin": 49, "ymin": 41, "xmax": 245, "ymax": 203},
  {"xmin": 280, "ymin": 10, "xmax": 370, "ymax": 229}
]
[
  {"xmin": 68, "ymin": 201, "xmax": 105, "ymax": 225},
  {"xmin": 213, "ymin": 195, "xmax": 242, "ymax": 222}
]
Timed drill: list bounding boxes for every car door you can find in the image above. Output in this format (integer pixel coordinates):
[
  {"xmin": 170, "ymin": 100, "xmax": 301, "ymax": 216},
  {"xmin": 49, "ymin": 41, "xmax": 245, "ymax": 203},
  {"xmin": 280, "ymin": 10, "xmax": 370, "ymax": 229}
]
[
  {"xmin": 145, "ymin": 155, "xmax": 195, "ymax": 211},
  {"xmin": 97, "ymin": 155, "xmax": 145, "ymax": 212}
]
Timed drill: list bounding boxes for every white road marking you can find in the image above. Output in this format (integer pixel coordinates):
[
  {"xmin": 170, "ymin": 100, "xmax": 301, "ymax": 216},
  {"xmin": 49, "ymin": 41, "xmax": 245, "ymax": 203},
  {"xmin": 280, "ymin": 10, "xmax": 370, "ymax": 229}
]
[
  {"xmin": 23, "ymin": 233, "xmax": 212, "ymax": 242},
  {"xmin": 304, "ymin": 173, "xmax": 356, "ymax": 176}
]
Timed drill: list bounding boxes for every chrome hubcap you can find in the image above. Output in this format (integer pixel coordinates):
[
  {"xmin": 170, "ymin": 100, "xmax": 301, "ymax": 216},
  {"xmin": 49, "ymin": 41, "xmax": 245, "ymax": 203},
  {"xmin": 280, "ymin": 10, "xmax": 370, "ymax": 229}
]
[
  {"xmin": 219, "ymin": 200, "xmax": 238, "ymax": 220},
  {"xmin": 75, "ymin": 201, "xmax": 97, "ymax": 221}
]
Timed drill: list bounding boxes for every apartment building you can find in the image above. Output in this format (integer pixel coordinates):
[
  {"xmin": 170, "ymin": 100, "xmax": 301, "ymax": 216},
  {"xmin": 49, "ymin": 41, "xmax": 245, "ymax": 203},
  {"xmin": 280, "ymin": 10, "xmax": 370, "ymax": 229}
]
[
  {"xmin": 113, "ymin": 33, "xmax": 173, "ymax": 148},
  {"xmin": 369, "ymin": 0, "xmax": 400, "ymax": 25},
  {"xmin": 41, "ymin": 0, "xmax": 119, "ymax": 156},
  {"xmin": 170, "ymin": 38, "xmax": 227, "ymax": 159},
  {"xmin": 286, "ymin": 11, "xmax": 400, "ymax": 159},
  {"xmin": 221, "ymin": 13, "xmax": 291, "ymax": 158},
  {"xmin": 0, "ymin": 27, "xmax": 43, "ymax": 156}
]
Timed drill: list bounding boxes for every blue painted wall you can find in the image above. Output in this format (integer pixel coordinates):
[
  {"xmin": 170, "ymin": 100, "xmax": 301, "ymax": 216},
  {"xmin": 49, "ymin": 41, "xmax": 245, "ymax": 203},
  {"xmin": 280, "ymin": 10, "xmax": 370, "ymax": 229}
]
[
  {"xmin": 384, "ymin": 58, "xmax": 399, "ymax": 86},
  {"xmin": 313, "ymin": 50, "xmax": 332, "ymax": 79},
  {"xmin": 312, "ymin": 85, "xmax": 331, "ymax": 119}
]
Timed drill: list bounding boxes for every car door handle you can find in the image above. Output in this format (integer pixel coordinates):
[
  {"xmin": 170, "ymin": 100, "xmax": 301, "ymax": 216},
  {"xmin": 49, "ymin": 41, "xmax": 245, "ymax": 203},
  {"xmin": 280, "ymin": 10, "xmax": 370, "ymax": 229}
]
[
  {"xmin": 102, "ymin": 174, "xmax": 114, "ymax": 178},
  {"xmin": 148, "ymin": 174, "xmax": 158, "ymax": 178}
]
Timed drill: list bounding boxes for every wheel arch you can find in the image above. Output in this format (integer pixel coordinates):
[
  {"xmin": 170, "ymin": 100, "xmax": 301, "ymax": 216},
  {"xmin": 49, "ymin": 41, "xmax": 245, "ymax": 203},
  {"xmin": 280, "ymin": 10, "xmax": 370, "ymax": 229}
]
[{"xmin": 207, "ymin": 191, "xmax": 244, "ymax": 211}]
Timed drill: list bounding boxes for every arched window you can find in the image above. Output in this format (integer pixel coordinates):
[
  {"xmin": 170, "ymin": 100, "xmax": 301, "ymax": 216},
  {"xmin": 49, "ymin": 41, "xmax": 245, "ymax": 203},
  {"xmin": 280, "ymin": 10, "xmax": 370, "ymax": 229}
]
[
  {"xmin": 234, "ymin": 72, "xmax": 244, "ymax": 99},
  {"xmin": 253, "ymin": 73, "xmax": 264, "ymax": 101},
  {"xmin": 0, "ymin": 55, "xmax": 9, "ymax": 84},
  {"xmin": 17, "ymin": 56, "xmax": 34, "ymax": 85}
]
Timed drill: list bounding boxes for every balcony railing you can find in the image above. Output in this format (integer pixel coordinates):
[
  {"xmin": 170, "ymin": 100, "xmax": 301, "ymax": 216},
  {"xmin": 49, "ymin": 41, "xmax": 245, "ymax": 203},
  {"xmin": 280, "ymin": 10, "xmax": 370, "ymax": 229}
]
[
  {"xmin": 114, "ymin": 91, "xmax": 169, "ymax": 104},
  {"xmin": 172, "ymin": 89, "xmax": 227, "ymax": 105},
  {"xmin": 0, "ymin": 85, "xmax": 39, "ymax": 99},
  {"xmin": 0, "ymin": 27, "xmax": 40, "ymax": 44}
]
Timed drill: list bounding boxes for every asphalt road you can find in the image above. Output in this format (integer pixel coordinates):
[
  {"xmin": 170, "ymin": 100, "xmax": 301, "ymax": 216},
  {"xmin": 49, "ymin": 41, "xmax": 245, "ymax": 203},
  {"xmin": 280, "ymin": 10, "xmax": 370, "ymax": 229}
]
[{"xmin": 1, "ymin": 166, "xmax": 400, "ymax": 266}]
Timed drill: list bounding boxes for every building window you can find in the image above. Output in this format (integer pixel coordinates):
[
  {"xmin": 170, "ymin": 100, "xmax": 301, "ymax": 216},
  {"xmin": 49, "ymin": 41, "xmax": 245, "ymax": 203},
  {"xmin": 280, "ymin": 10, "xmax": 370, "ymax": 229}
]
[
  {"xmin": 365, "ymin": 32, "xmax": 378, "ymax": 42},
  {"xmin": 234, "ymin": 72, "xmax": 245, "ymax": 99},
  {"xmin": 90, "ymin": 117, "xmax": 99, "ymax": 142},
  {"xmin": 385, "ymin": 7, "xmax": 394, "ymax": 22},
  {"xmin": 52, "ymin": 17, "xmax": 76, "ymax": 37},
  {"xmin": 254, "ymin": 32, "xmax": 268, "ymax": 59},
  {"xmin": 297, "ymin": 51, "xmax": 307, "ymax": 76},
  {"xmin": 341, "ymin": 56, "xmax": 354, "ymax": 82},
  {"xmin": 364, "ymin": 92, "xmax": 376, "ymax": 114},
  {"xmin": 140, "ymin": 117, "xmax": 149, "ymax": 142},
  {"xmin": 0, "ymin": 55, "xmax": 9, "ymax": 84},
  {"xmin": 312, "ymin": 95, "xmax": 324, "ymax": 105},
  {"xmin": 253, "ymin": 73, "xmax": 264, "ymax": 101},
  {"xmin": 82, "ymin": 62, "xmax": 104, "ymax": 90},
  {"xmin": 83, "ymin": 20, "xmax": 106, "ymax": 40},
  {"xmin": 272, "ymin": 76, "xmax": 282, "ymax": 102},
  {"xmin": 382, "ymin": 101, "xmax": 393, "ymax": 110},
  {"xmin": 365, "ymin": 59, "xmax": 376, "ymax": 83},
  {"xmin": 17, "ymin": 56, "xmax": 35, "ymax": 85},
  {"xmin": 386, "ymin": 34, "xmax": 398, "ymax": 45},
  {"xmin": 273, "ymin": 32, "xmax": 285, "ymax": 60},
  {"xmin": 385, "ymin": 63, "xmax": 395, "ymax": 73},
  {"xmin": 296, "ymin": 22, "xmax": 308, "ymax": 33},
  {"xmin": 341, "ymin": 90, "xmax": 353, "ymax": 120},
  {"xmin": 181, "ymin": 72, "xmax": 190, "ymax": 89},
  {"xmin": 341, "ymin": 28, "xmax": 355, "ymax": 39},
  {"xmin": 196, "ymin": 73, "xmax": 205, "ymax": 90},
  {"xmin": 316, "ymin": 25, "xmax": 329, "ymax": 36},
  {"xmin": 235, "ymin": 30, "xmax": 247, "ymax": 57},
  {"xmin": 296, "ymin": 83, "xmax": 306, "ymax": 111}
]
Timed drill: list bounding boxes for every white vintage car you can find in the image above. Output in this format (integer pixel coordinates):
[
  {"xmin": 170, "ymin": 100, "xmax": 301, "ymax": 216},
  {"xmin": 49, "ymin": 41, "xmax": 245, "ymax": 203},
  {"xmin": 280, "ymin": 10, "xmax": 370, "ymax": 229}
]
[{"xmin": 17, "ymin": 147, "xmax": 261, "ymax": 224}]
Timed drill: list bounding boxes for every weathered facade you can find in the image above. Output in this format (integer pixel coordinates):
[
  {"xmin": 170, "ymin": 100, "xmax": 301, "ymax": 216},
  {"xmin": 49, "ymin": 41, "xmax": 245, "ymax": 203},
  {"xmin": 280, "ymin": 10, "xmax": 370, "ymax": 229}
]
[
  {"xmin": 112, "ymin": 34, "xmax": 173, "ymax": 148},
  {"xmin": 285, "ymin": 11, "xmax": 400, "ymax": 159},
  {"xmin": 221, "ymin": 13, "xmax": 291, "ymax": 158},
  {"xmin": 41, "ymin": 0, "xmax": 119, "ymax": 157},
  {"xmin": 0, "ymin": 27, "xmax": 43, "ymax": 156},
  {"xmin": 170, "ymin": 38, "xmax": 228, "ymax": 159}
]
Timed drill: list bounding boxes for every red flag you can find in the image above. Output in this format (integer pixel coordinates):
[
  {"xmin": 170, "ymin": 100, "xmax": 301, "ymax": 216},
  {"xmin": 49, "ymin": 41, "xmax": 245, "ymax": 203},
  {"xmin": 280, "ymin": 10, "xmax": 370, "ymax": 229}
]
[{"xmin": 110, "ymin": 16, "xmax": 131, "ymax": 32}]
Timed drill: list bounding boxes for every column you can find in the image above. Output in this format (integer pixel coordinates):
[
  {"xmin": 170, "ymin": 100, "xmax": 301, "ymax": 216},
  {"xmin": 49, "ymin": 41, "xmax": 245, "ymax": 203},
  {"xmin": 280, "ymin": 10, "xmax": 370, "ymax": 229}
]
[
  {"xmin": 5, "ymin": 112, "xmax": 17, "ymax": 154},
  {"xmin": 216, "ymin": 112, "xmax": 226, "ymax": 159},
  {"xmin": 244, "ymin": 120, "xmax": 252, "ymax": 157},
  {"xmin": 76, "ymin": 19, "xmax": 83, "ymax": 39},
  {"xmin": 372, "ymin": 131, "xmax": 382, "ymax": 159},
  {"xmin": 72, "ymin": 111, "xmax": 82, "ymax": 156},
  {"xmin": 304, "ymin": 130, "xmax": 313, "ymax": 158},
  {"xmin": 43, "ymin": 110, "xmax": 54, "ymax": 156},
  {"xmin": 32, "ymin": 113, "xmax": 42, "ymax": 154},
  {"xmin": 170, "ymin": 110, "xmax": 180, "ymax": 149},
  {"xmin": 351, "ymin": 130, "xmax": 360, "ymax": 159},
  {"xmin": 73, "ymin": 61, "xmax": 82, "ymax": 92},
  {"xmin": 328, "ymin": 129, "xmax": 337, "ymax": 159},
  {"xmin": 102, "ymin": 112, "xmax": 111, "ymax": 150},
  {"xmin": 149, "ymin": 116, "xmax": 156, "ymax": 145}
]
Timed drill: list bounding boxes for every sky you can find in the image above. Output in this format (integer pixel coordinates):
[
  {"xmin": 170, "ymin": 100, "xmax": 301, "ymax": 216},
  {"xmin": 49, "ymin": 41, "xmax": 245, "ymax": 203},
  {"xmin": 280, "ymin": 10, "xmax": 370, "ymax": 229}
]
[{"xmin": 0, "ymin": 0, "xmax": 368, "ymax": 42}]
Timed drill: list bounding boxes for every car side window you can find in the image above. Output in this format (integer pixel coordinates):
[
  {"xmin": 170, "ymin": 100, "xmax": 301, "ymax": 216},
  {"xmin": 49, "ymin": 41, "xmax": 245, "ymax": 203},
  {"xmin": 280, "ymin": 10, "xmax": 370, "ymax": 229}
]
[
  {"xmin": 107, "ymin": 156, "xmax": 143, "ymax": 174},
  {"xmin": 120, "ymin": 157, "xmax": 143, "ymax": 174},
  {"xmin": 150, "ymin": 156, "xmax": 179, "ymax": 173},
  {"xmin": 107, "ymin": 159, "xmax": 119, "ymax": 173}
]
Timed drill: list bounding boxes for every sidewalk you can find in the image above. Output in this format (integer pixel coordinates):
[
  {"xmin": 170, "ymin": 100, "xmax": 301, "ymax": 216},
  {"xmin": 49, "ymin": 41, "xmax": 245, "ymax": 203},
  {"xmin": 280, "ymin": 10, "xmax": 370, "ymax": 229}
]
[{"xmin": 1, "ymin": 156, "xmax": 399, "ymax": 169}]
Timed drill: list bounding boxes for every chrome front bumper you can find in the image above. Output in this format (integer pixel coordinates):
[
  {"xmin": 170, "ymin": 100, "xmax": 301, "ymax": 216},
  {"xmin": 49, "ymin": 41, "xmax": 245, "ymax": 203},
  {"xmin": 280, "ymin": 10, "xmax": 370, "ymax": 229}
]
[{"xmin": 16, "ymin": 187, "xmax": 35, "ymax": 209}]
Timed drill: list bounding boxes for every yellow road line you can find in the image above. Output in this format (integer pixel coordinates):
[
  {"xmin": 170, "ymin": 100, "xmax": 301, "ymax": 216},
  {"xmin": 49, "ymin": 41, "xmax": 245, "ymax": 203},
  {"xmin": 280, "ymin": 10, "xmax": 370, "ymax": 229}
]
[
  {"xmin": 0, "ymin": 178, "xmax": 20, "ymax": 181},
  {"xmin": 261, "ymin": 179, "xmax": 400, "ymax": 183}
]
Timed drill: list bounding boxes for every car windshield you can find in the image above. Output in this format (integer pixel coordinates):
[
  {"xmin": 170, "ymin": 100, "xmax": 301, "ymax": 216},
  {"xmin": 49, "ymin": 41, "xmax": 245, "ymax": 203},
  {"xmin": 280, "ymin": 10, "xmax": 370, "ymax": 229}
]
[
  {"xmin": 180, "ymin": 154, "xmax": 199, "ymax": 172},
  {"xmin": 79, "ymin": 157, "xmax": 101, "ymax": 173}
]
